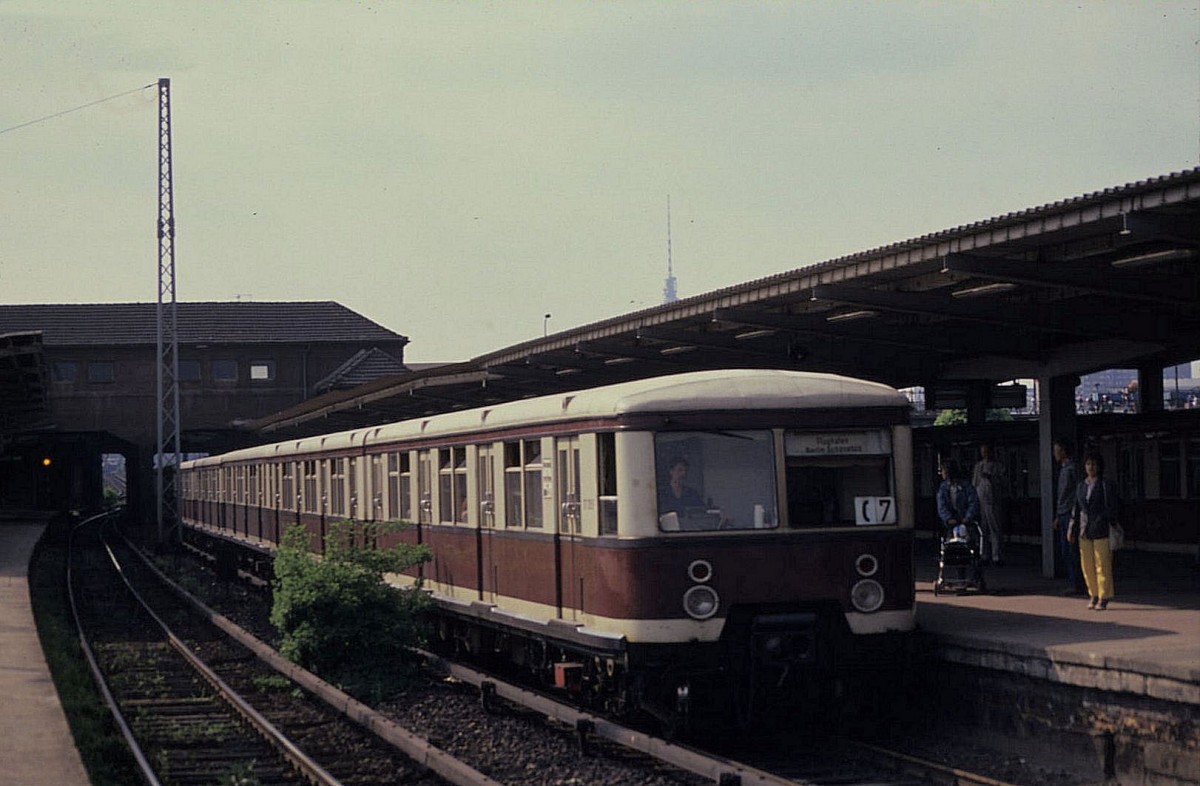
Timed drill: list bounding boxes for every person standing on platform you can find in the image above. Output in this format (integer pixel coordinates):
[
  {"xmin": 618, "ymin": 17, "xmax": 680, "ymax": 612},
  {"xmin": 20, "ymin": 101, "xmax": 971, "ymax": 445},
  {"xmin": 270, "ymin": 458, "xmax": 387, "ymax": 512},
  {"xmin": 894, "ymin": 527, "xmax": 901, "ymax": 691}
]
[
  {"xmin": 972, "ymin": 443, "xmax": 1007, "ymax": 565},
  {"xmin": 1068, "ymin": 452, "xmax": 1119, "ymax": 610},
  {"xmin": 936, "ymin": 460, "xmax": 979, "ymax": 540},
  {"xmin": 1053, "ymin": 439, "xmax": 1086, "ymax": 596}
]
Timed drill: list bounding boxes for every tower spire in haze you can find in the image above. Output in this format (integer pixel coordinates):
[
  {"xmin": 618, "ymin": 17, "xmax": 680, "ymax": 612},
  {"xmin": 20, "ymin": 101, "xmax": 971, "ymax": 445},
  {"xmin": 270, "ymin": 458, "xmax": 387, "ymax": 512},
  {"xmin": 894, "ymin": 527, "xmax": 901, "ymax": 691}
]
[{"xmin": 662, "ymin": 195, "xmax": 678, "ymax": 304}]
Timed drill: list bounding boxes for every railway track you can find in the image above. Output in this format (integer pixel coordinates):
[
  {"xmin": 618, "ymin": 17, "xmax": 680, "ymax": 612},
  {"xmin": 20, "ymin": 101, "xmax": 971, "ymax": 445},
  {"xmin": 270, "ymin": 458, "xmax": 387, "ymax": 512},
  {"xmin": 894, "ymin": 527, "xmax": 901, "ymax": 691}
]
[
  {"xmin": 68, "ymin": 514, "xmax": 463, "ymax": 786},
  {"xmin": 116, "ymin": 525, "xmax": 1041, "ymax": 786}
]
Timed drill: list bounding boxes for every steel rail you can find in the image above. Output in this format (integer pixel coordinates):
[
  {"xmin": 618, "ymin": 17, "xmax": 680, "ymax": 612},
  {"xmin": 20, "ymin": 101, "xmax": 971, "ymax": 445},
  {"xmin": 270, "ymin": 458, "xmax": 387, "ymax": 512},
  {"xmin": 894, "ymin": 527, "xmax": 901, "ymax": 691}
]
[
  {"xmin": 96, "ymin": 528, "xmax": 344, "ymax": 786},
  {"xmin": 416, "ymin": 649, "xmax": 803, "ymax": 786},
  {"xmin": 127, "ymin": 535, "xmax": 504, "ymax": 786},
  {"xmin": 67, "ymin": 509, "xmax": 162, "ymax": 786},
  {"xmin": 838, "ymin": 738, "xmax": 1024, "ymax": 786}
]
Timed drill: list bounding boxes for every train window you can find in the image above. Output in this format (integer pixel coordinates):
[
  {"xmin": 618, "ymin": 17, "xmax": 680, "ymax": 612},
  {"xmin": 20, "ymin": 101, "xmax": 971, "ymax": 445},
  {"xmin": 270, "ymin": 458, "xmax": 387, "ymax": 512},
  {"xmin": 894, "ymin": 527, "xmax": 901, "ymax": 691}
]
[
  {"xmin": 524, "ymin": 440, "xmax": 543, "ymax": 528},
  {"xmin": 370, "ymin": 455, "xmax": 384, "ymax": 519},
  {"xmin": 504, "ymin": 440, "xmax": 544, "ymax": 528},
  {"xmin": 1188, "ymin": 439, "xmax": 1200, "ymax": 498},
  {"xmin": 348, "ymin": 458, "xmax": 358, "ymax": 519},
  {"xmin": 598, "ymin": 433, "xmax": 618, "ymax": 536},
  {"xmin": 784, "ymin": 430, "xmax": 893, "ymax": 528},
  {"xmin": 504, "ymin": 442, "xmax": 522, "ymax": 527},
  {"xmin": 438, "ymin": 447, "xmax": 468, "ymax": 524},
  {"xmin": 303, "ymin": 460, "xmax": 318, "ymax": 513},
  {"xmin": 386, "ymin": 451, "xmax": 400, "ymax": 520},
  {"xmin": 248, "ymin": 465, "xmax": 259, "ymax": 505},
  {"xmin": 1160, "ymin": 441, "xmax": 1182, "ymax": 498},
  {"xmin": 655, "ymin": 431, "xmax": 776, "ymax": 532},
  {"xmin": 1119, "ymin": 446, "xmax": 1145, "ymax": 501},
  {"xmin": 282, "ymin": 463, "xmax": 295, "ymax": 511},
  {"xmin": 386, "ymin": 453, "xmax": 399, "ymax": 519},
  {"xmin": 330, "ymin": 458, "xmax": 346, "ymax": 516},
  {"xmin": 417, "ymin": 450, "xmax": 432, "ymax": 524},
  {"xmin": 477, "ymin": 446, "xmax": 496, "ymax": 527},
  {"xmin": 402, "ymin": 456, "xmax": 413, "ymax": 520}
]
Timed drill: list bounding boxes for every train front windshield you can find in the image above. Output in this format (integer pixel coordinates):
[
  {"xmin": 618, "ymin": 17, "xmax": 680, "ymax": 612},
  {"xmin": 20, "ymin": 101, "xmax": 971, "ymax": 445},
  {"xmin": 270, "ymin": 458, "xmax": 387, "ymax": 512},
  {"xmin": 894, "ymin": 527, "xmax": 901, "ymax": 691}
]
[
  {"xmin": 655, "ymin": 428, "xmax": 897, "ymax": 531},
  {"xmin": 656, "ymin": 430, "xmax": 777, "ymax": 531}
]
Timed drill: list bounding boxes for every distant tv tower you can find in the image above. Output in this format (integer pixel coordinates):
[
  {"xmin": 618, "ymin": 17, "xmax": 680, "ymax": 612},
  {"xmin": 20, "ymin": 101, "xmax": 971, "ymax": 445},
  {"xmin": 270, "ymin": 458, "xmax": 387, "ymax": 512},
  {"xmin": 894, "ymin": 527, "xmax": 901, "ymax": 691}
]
[{"xmin": 662, "ymin": 195, "xmax": 678, "ymax": 304}]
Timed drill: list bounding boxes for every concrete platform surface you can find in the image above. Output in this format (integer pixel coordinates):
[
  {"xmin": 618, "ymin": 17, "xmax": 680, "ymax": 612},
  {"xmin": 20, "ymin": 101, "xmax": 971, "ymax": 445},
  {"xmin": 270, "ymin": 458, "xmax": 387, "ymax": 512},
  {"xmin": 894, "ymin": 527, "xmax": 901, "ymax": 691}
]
[
  {"xmin": 0, "ymin": 522, "xmax": 89, "ymax": 785},
  {"xmin": 915, "ymin": 540, "xmax": 1200, "ymax": 704}
]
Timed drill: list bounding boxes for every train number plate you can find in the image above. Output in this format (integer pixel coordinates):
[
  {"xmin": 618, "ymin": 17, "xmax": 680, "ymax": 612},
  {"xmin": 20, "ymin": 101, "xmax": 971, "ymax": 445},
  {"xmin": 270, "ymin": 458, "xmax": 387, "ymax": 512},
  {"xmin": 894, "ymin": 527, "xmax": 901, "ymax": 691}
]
[{"xmin": 854, "ymin": 496, "xmax": 896, "ymax": 526}]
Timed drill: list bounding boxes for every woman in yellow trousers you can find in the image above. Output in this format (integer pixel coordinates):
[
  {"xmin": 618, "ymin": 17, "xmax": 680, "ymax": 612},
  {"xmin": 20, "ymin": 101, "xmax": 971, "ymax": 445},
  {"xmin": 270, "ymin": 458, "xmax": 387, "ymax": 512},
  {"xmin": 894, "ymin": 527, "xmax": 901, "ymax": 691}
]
[{"xmin": 1068, "ymin": 452, "xmax": 1119, "ymax": 610}]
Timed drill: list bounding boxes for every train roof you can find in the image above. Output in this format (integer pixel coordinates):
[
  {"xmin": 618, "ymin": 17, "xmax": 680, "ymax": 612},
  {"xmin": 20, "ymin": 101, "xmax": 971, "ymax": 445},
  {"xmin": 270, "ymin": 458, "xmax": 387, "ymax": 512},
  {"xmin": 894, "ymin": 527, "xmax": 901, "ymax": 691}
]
[{"xmin": 185, "ymin": 369, "xmax": 907, "ymax": 467}]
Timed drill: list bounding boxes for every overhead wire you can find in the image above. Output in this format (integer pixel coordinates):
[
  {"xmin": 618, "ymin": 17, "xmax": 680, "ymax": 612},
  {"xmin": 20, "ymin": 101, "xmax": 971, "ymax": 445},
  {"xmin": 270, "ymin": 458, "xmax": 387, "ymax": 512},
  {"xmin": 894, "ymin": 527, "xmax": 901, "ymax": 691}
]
[{"xmin": 0, "ymin": 83, "xmax": 156, "ymax": 138}]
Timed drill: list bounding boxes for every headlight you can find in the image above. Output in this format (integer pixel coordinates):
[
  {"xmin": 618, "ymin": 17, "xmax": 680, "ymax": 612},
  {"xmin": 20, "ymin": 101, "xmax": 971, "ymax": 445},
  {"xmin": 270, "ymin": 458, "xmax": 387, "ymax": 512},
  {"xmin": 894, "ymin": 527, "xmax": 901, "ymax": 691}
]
[
  {"xmin": 683, "ymin": 585, "xmax": 720, "ymax": 620},
  {"xmin": 688, "ymin": 559, "xmax": 713, "ymax": 583},
  {"xmin": 855, "ymin": 553, "xmax": 879, "ymax": 577},
  {"xmin": 850, "ymin": 579, "xmax": 884, "ymax": 613}
]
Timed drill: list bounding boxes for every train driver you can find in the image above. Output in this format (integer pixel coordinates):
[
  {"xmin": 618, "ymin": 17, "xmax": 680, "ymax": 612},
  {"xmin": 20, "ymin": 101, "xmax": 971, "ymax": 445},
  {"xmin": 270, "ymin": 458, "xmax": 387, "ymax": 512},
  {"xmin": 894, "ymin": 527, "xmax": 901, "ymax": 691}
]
[
  {"xmin": 659, "ymin": 456, "xmax": 734, "ymax": 530},
  {"xmin": 659, "ymin": 456, "xmax": 705, "ymax": 516}
]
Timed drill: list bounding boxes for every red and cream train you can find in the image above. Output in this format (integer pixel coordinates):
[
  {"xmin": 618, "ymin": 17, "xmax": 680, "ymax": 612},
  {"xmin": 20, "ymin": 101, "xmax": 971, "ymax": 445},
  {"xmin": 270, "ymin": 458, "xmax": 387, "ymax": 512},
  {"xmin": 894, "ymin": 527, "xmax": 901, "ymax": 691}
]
[{"xmin": 180, "ymin": 369, "xmax": 916, "ymax": 726}]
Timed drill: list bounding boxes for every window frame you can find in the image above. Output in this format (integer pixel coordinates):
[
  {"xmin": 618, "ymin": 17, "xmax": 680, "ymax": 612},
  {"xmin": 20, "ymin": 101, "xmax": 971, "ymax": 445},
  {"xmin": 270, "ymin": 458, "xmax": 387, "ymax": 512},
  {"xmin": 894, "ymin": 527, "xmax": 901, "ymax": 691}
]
[
  {"xmin": 87, "ymin": 361, "xmax": 115, "ymax": 383},
  {"xmin": 249, "ymin": 360, "xmax": 276, "ymax": 382},
  {"xmin": 212, "ymin": 359, "xmax": 238, "ymax": 383}
]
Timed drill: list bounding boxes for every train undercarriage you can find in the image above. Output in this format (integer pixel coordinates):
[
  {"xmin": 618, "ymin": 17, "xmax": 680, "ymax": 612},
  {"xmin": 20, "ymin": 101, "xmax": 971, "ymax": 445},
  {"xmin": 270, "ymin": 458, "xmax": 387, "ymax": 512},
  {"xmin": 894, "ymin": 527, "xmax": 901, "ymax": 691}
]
[{"xmin": 430, "ymin": 600, "xmax": 914, "ymax": 738}]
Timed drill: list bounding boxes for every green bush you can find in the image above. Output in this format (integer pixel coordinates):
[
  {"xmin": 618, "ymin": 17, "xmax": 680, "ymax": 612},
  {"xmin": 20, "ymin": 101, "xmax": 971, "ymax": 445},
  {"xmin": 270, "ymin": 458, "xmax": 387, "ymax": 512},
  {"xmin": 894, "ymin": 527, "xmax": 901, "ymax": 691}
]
[
  {"xmin": 933, "ymin": 408, "xmax": 1013, "ymax": 426},
  {"xmin": 269, "ymin": 521, "xmax": 432, "ymax": 682}
]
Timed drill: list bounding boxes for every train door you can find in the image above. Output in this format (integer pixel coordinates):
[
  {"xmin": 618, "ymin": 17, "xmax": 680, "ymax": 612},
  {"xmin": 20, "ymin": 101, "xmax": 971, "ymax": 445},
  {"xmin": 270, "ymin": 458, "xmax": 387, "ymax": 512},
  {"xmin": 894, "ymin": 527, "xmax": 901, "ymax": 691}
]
[
  {"xmin": 476, "ymin": 445, "xmax": 496, "ymax": 602},
  {"xmin": 555, "ymin": 436, "xmax": 583, "ymax": 619}
]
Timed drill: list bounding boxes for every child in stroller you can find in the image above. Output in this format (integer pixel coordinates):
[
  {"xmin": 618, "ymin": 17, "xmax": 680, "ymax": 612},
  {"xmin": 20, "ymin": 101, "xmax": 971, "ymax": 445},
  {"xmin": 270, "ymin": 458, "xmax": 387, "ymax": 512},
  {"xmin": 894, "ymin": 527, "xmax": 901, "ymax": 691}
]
[{"xmin": 934, "ymin": 460, "xmax": 987, "ymax": 595}]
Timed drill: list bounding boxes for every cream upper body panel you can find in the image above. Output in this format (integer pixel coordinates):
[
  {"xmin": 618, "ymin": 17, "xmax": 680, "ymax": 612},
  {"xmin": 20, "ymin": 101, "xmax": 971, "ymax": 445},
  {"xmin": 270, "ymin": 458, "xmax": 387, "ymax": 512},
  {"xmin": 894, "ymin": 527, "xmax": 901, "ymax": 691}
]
[{"xmin": 183, "ymin": 369, "xmax": 908, "ymax": 469}]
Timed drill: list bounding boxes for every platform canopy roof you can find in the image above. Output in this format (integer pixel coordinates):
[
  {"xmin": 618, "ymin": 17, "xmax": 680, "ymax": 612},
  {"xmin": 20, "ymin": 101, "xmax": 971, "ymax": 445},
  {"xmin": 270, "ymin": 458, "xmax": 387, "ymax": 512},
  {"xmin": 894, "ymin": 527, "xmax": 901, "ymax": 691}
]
[{"xmin": 252, "ymin": 168, "xmax": 1199, "ymax": 436}]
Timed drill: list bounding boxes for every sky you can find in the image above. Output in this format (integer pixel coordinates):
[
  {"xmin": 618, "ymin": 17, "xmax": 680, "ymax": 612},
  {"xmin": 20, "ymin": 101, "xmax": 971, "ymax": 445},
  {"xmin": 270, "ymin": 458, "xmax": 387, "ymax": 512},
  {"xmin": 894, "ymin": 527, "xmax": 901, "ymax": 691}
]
[{"xmin": 2, "ymin": 2, "xmax": 1198, "ymax": 363}]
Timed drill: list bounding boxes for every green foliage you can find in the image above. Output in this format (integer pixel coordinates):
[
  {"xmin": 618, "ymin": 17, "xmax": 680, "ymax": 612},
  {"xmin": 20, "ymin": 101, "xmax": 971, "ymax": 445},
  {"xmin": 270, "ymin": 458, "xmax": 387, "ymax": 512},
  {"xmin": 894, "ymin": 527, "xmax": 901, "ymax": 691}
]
[
  {"xmin": 933, "ymin": 408, "xmax": 1013, "ymax": 426},
  {"xmin": 269, "ymin": 521, "xmax": 432, "ymax": 681},
  {"xmin": 933, "ymin": 409, "xmax": 967, "ymax": 426}
]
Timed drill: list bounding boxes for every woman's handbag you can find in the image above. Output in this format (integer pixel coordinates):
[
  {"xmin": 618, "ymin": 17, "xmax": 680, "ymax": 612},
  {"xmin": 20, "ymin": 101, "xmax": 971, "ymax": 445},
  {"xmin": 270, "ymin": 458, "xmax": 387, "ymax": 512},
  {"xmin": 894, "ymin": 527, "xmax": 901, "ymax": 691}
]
[{"xmin": 1109, "ymin": 521, "xmax": 1126, "ymax": 551}]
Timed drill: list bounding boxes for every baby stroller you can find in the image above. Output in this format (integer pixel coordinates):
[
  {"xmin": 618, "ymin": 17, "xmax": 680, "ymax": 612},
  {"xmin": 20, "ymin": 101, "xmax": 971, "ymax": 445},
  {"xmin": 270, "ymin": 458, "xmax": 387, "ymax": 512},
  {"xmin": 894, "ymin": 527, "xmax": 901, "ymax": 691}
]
[{"xmin": 933, "ymin": 521, "xmax": 987, "ymax": 595}]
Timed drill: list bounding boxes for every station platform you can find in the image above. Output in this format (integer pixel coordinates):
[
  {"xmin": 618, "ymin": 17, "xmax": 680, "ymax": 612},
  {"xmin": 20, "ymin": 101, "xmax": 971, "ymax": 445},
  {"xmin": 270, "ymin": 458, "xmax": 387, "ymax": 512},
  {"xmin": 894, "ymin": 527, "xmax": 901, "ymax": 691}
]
[
  {"xmin": 0, "ymin": 519, "xmax": 89, "ymax": 785},
  {"xmin": 913, "ymin": 538, "xmax": 1200, "ymax": 705}
]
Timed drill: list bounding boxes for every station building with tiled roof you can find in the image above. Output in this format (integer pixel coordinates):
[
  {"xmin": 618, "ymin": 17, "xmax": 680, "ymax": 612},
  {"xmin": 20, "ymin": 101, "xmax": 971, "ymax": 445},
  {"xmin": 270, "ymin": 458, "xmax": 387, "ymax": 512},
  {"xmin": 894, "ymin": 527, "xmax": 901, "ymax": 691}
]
[{"xmin": 0, "ymin": 301, "xmax": 407, "ymax": 515}]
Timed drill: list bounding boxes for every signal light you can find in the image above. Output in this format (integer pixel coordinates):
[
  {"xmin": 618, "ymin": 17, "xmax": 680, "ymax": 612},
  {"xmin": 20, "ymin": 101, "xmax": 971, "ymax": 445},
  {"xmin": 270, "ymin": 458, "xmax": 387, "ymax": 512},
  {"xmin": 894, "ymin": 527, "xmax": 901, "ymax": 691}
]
[{"xmin": 41, "ymin": 457, "xmax": 52, "ymax": 467}]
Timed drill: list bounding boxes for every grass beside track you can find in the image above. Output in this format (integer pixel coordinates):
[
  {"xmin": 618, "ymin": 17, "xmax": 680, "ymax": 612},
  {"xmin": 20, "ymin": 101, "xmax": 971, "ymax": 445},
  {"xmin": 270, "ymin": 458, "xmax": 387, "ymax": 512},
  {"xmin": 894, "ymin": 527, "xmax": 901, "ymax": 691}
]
[{"xmin": 28, "ymin": 521, "xmax": 141, "ymax": 786}]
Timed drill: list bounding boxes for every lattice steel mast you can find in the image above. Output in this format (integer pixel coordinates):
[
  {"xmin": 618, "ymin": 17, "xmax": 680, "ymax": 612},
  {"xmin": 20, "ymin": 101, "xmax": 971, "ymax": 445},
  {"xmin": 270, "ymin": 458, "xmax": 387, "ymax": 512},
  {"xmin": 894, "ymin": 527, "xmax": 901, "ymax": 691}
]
[
  {"xmin": 156, "ymin": 77, "xmax": 181, "ymax": 542},
  {"xmin": 662, "ymin": 195, "xmax": 678, "ymax": 304}
]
